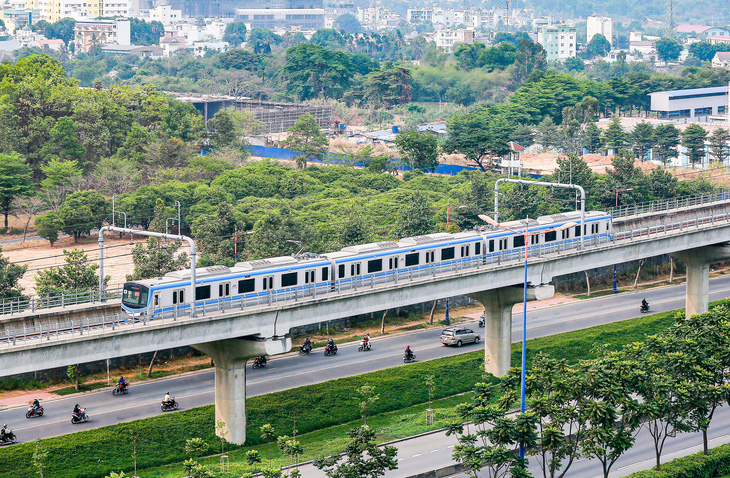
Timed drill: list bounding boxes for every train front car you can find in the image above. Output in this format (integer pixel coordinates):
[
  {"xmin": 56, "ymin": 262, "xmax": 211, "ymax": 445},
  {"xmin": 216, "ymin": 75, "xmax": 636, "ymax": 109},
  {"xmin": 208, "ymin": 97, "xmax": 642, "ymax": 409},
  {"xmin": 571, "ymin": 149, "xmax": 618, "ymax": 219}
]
[{"xmin": 121, "ymin": 282, "xmax": 150, "ymax": 314}]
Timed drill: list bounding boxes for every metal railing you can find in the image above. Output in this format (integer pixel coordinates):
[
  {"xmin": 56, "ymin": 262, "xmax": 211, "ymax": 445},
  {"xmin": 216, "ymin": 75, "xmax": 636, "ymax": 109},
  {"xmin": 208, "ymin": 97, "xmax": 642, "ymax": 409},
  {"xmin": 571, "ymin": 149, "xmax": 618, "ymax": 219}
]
[
  {"xmin": 3, "ymin": 209, "xmax": 730, "ymax": 349},
  {"xmin": 3, "ymin": 189, "xmax": 729, "ymax": 318},
  {"xmin": 610, "ymin": 190, "xmax": 730, "ymax": 219},
  {"xmin": 0, "ymin": 285, "xmax": 123, "ymax": 316}
]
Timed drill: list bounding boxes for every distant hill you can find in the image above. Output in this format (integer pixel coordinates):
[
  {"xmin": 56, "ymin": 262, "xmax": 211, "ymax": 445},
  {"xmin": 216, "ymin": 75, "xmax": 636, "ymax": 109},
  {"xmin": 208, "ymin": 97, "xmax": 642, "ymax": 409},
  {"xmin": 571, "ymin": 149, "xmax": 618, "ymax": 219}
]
[{"xmin": 525, "ymin": 0, "xmax": 729, "ymax": 24}]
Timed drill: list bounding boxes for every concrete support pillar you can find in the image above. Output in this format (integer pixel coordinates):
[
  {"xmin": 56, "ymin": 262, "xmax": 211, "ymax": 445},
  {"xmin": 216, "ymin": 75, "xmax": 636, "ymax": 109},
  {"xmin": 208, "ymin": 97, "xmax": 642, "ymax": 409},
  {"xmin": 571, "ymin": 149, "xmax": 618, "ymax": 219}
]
[
  {"xmin": 193, "ymin": 336, "xmax": 291, "ymax": 445},
  {"xmin": 468, "ymin": 284, "xmax": 554, "ymax": 377},
  {"xmin": 673, "ymin": 245, "xmax": 730, "ymax": 319}
]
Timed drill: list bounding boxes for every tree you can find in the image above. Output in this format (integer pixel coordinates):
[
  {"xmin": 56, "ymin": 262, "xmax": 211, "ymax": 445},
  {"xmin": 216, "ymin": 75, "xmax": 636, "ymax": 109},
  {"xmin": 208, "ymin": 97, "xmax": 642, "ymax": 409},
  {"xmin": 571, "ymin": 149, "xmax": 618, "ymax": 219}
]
[
  {"xmin": 454, "ymin": 42, "xmax": 486, "ymax": 70},
  {"xmin": 511, "ymin": 39, "xmax": 547, "ymax": 85},
  {"xmin": 0, "ymin": 246, "xmax": 26, "ymax": 300},
  {"xmin": 563, "ymin": 56, "xmax": 585, "ymax": 71},
  {"xmin": 35, "ymin": 248, "xmax": 109, "ymax": 297},
  {"xmin": 653, "ymin": 124, "xmax": 681, "ymax": 166},
  {"xmin": 41, "ymin": 117, "xmax": 85, "ymax": 163},
  {"xmin": 681, "ymin": 124, "xmax": 708, "ymax": 168},
  {"xmin": 708, "ymin": 128, "xmax": 729, "ymax": 164},
  {"xmin": 222, "ymin": 22, "xmax": 247, "ymax": 47},
  {"xmin": 393, "ymin": 191, "xmax": 435, "ymax": 238},
  {"xmin": 58, "ymin": 190, "xmax": 108, "ymax": 242},
  {"xmin": 129, "ymin": 18, "xmax": 165, "ymax": 45},
  {"xmin": 444, "ymin": 106, "xmax": 516, "ymax": 171},
  {"xmin": 361, "ymin": 66, "xmax": 413, "ymax": 109},
  {"xmin": 582, "ymin": 122, "xmax": 602, "ymax": 153},
  {"xmin": 630, "ymin": 122, "xmax": 654, "ymax": 160},
  {"xmin": 41, "ymin": 158, "xmax": 82, "ymax": 191},
  {"xmin": 281, "ymin": 44, "xmax": 356, "ymax": 100},
  {"xmin": 536, "ymin": 117, "xmax": 560, "ymax": 151},
  {"xmin": 512, "ymin": 124, "xmax": 535, "ymax": 147},
  {"xmin": 393, "ymin": 129, "xmax": 439, "ymax": 172},
  {"xmin": 208, "ymin": 109, "xmax": 238, "ymax": 149},
  {"xmin": 334, "ymin": 14, "xmax": 362, "ymax": 34},
  {"xmin": 602, "ymin": 115, "xmax": 627, "ymax": 151},
  {"xmin": 126, "ymin": 237, "xmax": 189, "ymax": 281},
  {"xmin": 578, "ymin": 349, "xmax": 641, "ymax": 478},
  {"xmin": 446, "ymin": 382, "xmax": 534, "ymax": 478},
  {"xmin": 313, "ymin": 425, "xmax": 398, "ymax": 478},
  {"xmin": 34, "ymin": 211, "xmax": 64, "ymax": 246},
  {"xmin": 355, "ymin": 385, "xmax": 380, "ymax": 426},
  {"xmin": 190, "ymin": 202, "xmax": 239, "ymax": 265},
  {"xmin": 31, "ymin": 439, "xmax": 48, "ymax": 478},
  {"xmin": 584, "ymin": 34, "xmax": 611, "ymax": 59},
  {"xmin": 282, "ymin": 113, "xmax": 328, "ymax": 169},
  {"xmin": 0, "ymin": 153, "xmax": 33, "ymax": 229},
  {"xmin": 655, "ymin": 37, "xmax": 682, "ymax": 65}
]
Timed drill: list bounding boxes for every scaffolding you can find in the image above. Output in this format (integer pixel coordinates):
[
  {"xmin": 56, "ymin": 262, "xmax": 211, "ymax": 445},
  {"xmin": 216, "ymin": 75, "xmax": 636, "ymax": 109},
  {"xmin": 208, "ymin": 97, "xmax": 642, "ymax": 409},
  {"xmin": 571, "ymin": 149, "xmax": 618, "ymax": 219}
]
[{"xmin": 169, "ymin": 92, "xmax": 333, "ymax": 133}]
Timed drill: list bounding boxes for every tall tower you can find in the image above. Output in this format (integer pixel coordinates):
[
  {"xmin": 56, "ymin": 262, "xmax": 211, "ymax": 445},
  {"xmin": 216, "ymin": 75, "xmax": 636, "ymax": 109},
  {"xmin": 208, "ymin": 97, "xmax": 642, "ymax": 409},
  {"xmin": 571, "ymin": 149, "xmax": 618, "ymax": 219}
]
[{"xmin": 664, "ymin": 0, "xmax": 675, "ymax": 37}]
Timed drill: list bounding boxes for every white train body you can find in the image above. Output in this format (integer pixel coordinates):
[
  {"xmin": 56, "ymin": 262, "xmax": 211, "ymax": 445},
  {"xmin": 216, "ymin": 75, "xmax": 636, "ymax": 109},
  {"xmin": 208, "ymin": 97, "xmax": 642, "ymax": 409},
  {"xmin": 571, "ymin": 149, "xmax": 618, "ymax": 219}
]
[{"xmin": 121, "ymin": 210, "xmax": 612, "ymax": 317}]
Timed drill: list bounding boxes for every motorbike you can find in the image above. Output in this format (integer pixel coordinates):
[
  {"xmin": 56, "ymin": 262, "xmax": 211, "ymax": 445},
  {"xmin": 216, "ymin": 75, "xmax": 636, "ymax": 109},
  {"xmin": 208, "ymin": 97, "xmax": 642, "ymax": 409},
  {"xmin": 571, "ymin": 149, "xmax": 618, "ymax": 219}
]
[
  {"xmin": 112, "ymin": 382, "xmax": 129, "ymax": 396},
  {"xmin": 324, "ymin": 343, "xmax": 338, "ymax": 356},
  {"xmin": 403, "ymin": 352, "xmax": 417, "ymax": 364},
  {"xmin": 161, "ymin": 398, "xmax": 179, "ymax": 412},
  {"xmin": 299, "ymin": 343, "xmax": 312, "ymax": 355},
  {"xmin": 71, "ymin": 408, "xmax": 90, "ymax": 424},
  {"xmin": 0, "ymin": 429, "xmax": 16, "ymax": 445},
  {"xmin": 640, "ymin": 303, "xmax": 650, "ymax": 313},
  {"xmin": 25, "ymin": 405, "xmax": 44, "ymax": 418},
  {"xmin": 478, "ymin": 312, "xmax": 485, "ymax": 328},
  {"xmin": 358, "ymin": 339, "xmax": 371, "ymax": 352},
  {"xmin": 252, "ymin": 356, "xmax": 267, "ymax": 369}
]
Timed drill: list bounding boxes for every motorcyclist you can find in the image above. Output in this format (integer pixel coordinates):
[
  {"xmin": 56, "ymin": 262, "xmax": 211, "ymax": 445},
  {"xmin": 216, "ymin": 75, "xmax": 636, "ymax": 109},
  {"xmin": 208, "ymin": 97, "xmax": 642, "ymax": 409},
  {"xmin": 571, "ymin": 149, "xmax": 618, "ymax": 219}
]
[
  {"xmin": 32, "ymin": 398, "xmax": 40, "ymax": 414},
  {"xmin": 0, "ymin": 424, "xmax": 8, "ymax": 439},
  {"xmin": 255, "ymin": 356, "xmax": 267, "ymax": 365},
  {"xmin": 363, "ymin": 333, "xmax": 370, "ymax": 345},
  {"xmin": 641, "ymin": 298, "xmax": 649, "ymax": 309},
  {"xmin": 73, "ymin": 404, "xmax": 82, "ymax": 417},
  {"xmin": 164, "ymin": 392, "xmax": 173, "ymax": 405},
  {"xmin": 303, "ymin": 338, "xmax": 312, "ymax": 351},
  {"xmin": 118, "ymin": 376, "xmax": 127, "ymax": 390},
  {"xmin": 328, "ymin": 338, "xmax": 335, "ymax": 349},
  {"xmin": 405, "ymin": 345, "xmax": 414, "ymax": 359}
]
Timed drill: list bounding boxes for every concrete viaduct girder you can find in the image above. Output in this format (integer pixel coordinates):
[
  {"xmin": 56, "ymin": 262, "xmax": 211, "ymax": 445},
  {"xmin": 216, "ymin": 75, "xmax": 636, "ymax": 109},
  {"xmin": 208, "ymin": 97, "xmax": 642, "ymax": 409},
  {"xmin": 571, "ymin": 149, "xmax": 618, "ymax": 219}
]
[{"xmin": 3, "ymin": 221, "xmax": 730, "ymax": 443}]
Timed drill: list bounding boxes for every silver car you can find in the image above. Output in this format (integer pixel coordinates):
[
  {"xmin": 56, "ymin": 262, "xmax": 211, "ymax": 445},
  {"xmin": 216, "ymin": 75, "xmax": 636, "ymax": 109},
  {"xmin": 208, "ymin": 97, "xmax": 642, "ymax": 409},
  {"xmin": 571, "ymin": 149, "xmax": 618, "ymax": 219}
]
[{"xmin": 440, "ymin": 327, "xmax": 480, "ymax": 347}]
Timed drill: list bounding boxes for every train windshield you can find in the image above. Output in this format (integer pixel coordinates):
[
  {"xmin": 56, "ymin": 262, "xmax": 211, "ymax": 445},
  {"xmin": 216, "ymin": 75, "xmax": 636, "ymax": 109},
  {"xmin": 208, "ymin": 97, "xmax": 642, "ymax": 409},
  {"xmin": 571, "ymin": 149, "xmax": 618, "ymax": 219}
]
[{"xmin": 122, "ymin": 283, "xmax": 149, "ymax": 309}]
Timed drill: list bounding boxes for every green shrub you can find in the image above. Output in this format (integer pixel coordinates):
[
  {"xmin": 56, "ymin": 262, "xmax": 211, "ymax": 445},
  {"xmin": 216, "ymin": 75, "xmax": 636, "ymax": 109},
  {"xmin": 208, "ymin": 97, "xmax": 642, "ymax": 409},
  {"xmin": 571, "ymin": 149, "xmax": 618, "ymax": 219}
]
[{"xmin": 628, "ymin": 443, "xmax": 730, "ymax": 477}]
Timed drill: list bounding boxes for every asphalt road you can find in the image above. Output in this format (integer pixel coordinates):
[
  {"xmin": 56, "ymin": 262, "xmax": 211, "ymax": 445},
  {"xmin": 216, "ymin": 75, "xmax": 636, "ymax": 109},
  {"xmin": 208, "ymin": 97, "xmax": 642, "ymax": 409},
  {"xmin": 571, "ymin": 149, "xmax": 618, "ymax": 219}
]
[{"xmin": 3, "ymin": 276, "xmax": 730, "ymax": 454}]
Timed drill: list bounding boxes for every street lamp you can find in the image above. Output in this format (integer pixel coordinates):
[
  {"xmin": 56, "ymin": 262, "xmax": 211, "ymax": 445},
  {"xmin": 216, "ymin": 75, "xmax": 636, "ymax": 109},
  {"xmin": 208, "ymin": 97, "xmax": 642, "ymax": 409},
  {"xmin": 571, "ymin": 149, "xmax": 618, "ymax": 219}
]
[
  {"xmin": 613, "ymin": 188, "xmax": 634, "ymax": 293},
  {"xmin": 478, "ymin": 214, "xmax": 576, "ymax": 459}
]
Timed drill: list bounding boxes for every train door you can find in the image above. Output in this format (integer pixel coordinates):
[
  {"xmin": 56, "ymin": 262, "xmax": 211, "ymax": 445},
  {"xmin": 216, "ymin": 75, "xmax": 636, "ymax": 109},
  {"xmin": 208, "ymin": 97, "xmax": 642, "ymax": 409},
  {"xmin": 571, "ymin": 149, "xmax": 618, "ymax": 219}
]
[{"xmin": 219, "ymin": 282, "xmax": 231, "ymax": 299}]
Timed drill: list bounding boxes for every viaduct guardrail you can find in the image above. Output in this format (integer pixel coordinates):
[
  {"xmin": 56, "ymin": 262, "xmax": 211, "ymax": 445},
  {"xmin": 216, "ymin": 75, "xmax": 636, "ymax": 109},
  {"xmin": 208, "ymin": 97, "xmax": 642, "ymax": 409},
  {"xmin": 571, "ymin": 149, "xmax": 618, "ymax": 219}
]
[
  {"xmin": 2, "ymin": 189, "xmax": 729, "ymax": 318},
  {"xmin": 2, "ymin": 208, "xmax": 729, "ymax": 350}
]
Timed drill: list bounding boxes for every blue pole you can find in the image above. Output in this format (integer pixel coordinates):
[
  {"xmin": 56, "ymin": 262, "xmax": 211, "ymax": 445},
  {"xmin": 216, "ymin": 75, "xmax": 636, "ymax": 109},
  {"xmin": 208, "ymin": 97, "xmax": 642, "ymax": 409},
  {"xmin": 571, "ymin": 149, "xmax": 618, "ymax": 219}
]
[
  {"xmin": 520, "ymin": 236, "xmax": 528, "ymax": 460},
  {"xmin": 444, "ymin": 299, "xmax": 450, "ymax": 324},
  {"xmin": 613, "ymin": 264, "xmax": 617, "ymax": 293}
]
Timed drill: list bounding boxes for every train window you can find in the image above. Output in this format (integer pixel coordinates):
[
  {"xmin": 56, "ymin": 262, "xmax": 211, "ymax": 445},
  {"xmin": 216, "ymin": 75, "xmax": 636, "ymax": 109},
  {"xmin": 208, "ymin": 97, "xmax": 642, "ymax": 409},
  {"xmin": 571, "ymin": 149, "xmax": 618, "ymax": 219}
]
[
  {"xmin": 282, "ymin": 272, "xmax": 298, "ymax": 287},
  {"xmin": 305, "ymin": 272, "xmax": 310, "ymax": 284},
  {"xmin": 545, "ymin": 231, "xmax": 556, "ymax": 242},
  {"xmin": 465, "ymin": 245, "xmax": 470, "ymax": 256},
  {"xmin": 322, "ymin": 267, "xmax": 329, "ymax": 281},
  {"xmin": 475, "ymin": 242, "xmax": 481, "ymax": 254},
  {"xmin": 310, "ymin": 271, "xmax": 315, "ymax": 283},
  {"xmin": 154, "ymin": 294, "xmax": 159, "ymax": 306},
  {"xmin": 574, "ymin": 225, "xmax": 582, "ymax": 237},
  {"xmin": 441, "ymin": 247, "xmax": 455, "ymax": 261},
  {"xmin": 239, "ymin": 279, "xmax": 255, "ymax": 293},
  {"xmin": 489, "ymin": 240, "xmax": 494, "ymax": 252},
  {"xmin": 405, "ymin": 253, "xmax": 419, "ymax": 267},
  {"xmin": 393, "ymin": 257, "xmax": 398, "ymax": 268},
  {"xmin": 173, "ymin": 291, "xmax": 177, "ymax": 304},
  {"xmin": 179, "ymin": 290, "xmax": 184, "ymax": 303},
  {"xmin": 338, "ymin": 264, "xmax": 345, "ymax": 278},
  {"xmin": 430, "ymin": 251, "xmax": 435, "ymax": 262},
  {"xmin": 368, "ymin": 259, "xmax": 383, "ymax": 273},
  {"xmin": 196, "ymin": 285, "xmax": 211, "ymax": 301},
  {"xmin": 514, "ymin": 235, "xmax": 525, "ymax": 248},
  {"xmin": 356, "ymin": 264, "xmax": 361, "ymax": 275}
]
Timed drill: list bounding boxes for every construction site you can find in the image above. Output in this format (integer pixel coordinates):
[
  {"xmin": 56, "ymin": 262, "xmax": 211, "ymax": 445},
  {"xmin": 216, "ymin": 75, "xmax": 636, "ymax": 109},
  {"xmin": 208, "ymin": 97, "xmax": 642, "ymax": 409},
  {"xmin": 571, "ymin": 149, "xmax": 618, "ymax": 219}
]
[{"xmin": 169, "ymin": 93, "xmax": 333, "ymax": 133}]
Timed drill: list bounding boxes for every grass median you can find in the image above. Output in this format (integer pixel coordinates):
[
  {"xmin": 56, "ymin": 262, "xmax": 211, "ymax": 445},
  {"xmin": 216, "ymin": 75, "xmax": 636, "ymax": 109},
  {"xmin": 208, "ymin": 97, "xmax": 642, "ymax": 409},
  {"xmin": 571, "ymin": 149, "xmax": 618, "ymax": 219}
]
[{"xmin": 0, "ymin": 302, "xmax": 700, "ymax": 478}]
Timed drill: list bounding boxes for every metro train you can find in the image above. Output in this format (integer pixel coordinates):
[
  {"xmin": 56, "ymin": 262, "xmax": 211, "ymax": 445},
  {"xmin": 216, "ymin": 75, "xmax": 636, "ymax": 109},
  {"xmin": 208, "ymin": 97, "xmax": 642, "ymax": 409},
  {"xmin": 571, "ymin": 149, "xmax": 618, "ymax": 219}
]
[{"xmin": 121, "ymin": 210, "xmax": 612, "ymax": 317}]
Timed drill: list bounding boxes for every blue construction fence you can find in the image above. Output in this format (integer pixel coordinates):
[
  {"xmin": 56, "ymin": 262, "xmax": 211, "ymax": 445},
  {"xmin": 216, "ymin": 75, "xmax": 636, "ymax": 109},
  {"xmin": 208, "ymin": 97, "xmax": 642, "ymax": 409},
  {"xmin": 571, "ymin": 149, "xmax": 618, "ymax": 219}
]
[{"xmin": 248, "ymin": 145, "xmax": 481, "ymax": 176}]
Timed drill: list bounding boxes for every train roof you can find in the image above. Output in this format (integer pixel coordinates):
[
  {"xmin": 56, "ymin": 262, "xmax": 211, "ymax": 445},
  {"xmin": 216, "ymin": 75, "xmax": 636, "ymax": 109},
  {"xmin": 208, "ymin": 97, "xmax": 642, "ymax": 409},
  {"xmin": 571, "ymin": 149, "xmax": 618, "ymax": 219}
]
[
  {"xmin": 398, "ymin": 233, "xmax": 454, "ymax": 247},
  {"xmin": 340, "ymin": 241, "xmax": 399, "ymax": 254},
  {"xmin": 235, "ymin": 254, "xmax": 328, "ymax": 271},
  {"xmin": 164, "ymin": 265, "xmax": 231, "ymax": 280}
]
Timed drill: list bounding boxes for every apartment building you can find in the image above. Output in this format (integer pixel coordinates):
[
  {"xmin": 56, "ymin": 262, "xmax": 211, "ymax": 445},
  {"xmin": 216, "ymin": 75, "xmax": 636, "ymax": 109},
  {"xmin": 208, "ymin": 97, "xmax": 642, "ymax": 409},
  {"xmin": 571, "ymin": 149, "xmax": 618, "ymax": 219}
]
[{"xmin": 537, "ymin": 25, "xmax": 576, "ymax": 61}]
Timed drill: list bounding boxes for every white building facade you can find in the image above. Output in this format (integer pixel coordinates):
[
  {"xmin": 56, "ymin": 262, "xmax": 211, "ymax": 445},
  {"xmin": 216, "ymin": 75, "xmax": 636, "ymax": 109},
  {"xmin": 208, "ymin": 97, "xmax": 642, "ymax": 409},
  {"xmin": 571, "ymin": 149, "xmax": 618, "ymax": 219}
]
[{"xmin": 587, "ymin": 14, "xmax": 613, "ymax": 48}]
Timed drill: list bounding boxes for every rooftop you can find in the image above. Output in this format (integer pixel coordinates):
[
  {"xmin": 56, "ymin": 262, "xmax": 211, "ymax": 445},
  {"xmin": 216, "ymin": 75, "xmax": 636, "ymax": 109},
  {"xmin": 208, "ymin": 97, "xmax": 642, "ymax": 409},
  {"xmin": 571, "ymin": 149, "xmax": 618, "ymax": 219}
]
[
  {"xmin": 676, "ymin": 24, "xmax": 712, "ymax": 33},
  {"xmin": 648, "ymin": 86, "xmax": 728, "ymax": 97}
]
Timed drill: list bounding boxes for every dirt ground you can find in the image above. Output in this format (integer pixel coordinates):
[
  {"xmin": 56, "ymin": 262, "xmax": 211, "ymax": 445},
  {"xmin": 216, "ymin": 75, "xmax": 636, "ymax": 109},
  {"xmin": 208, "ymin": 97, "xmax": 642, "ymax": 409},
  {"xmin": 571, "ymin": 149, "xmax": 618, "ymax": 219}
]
[{"xmin": 2, "ymin": 233, "xmax": 144, "ymax": 294}]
